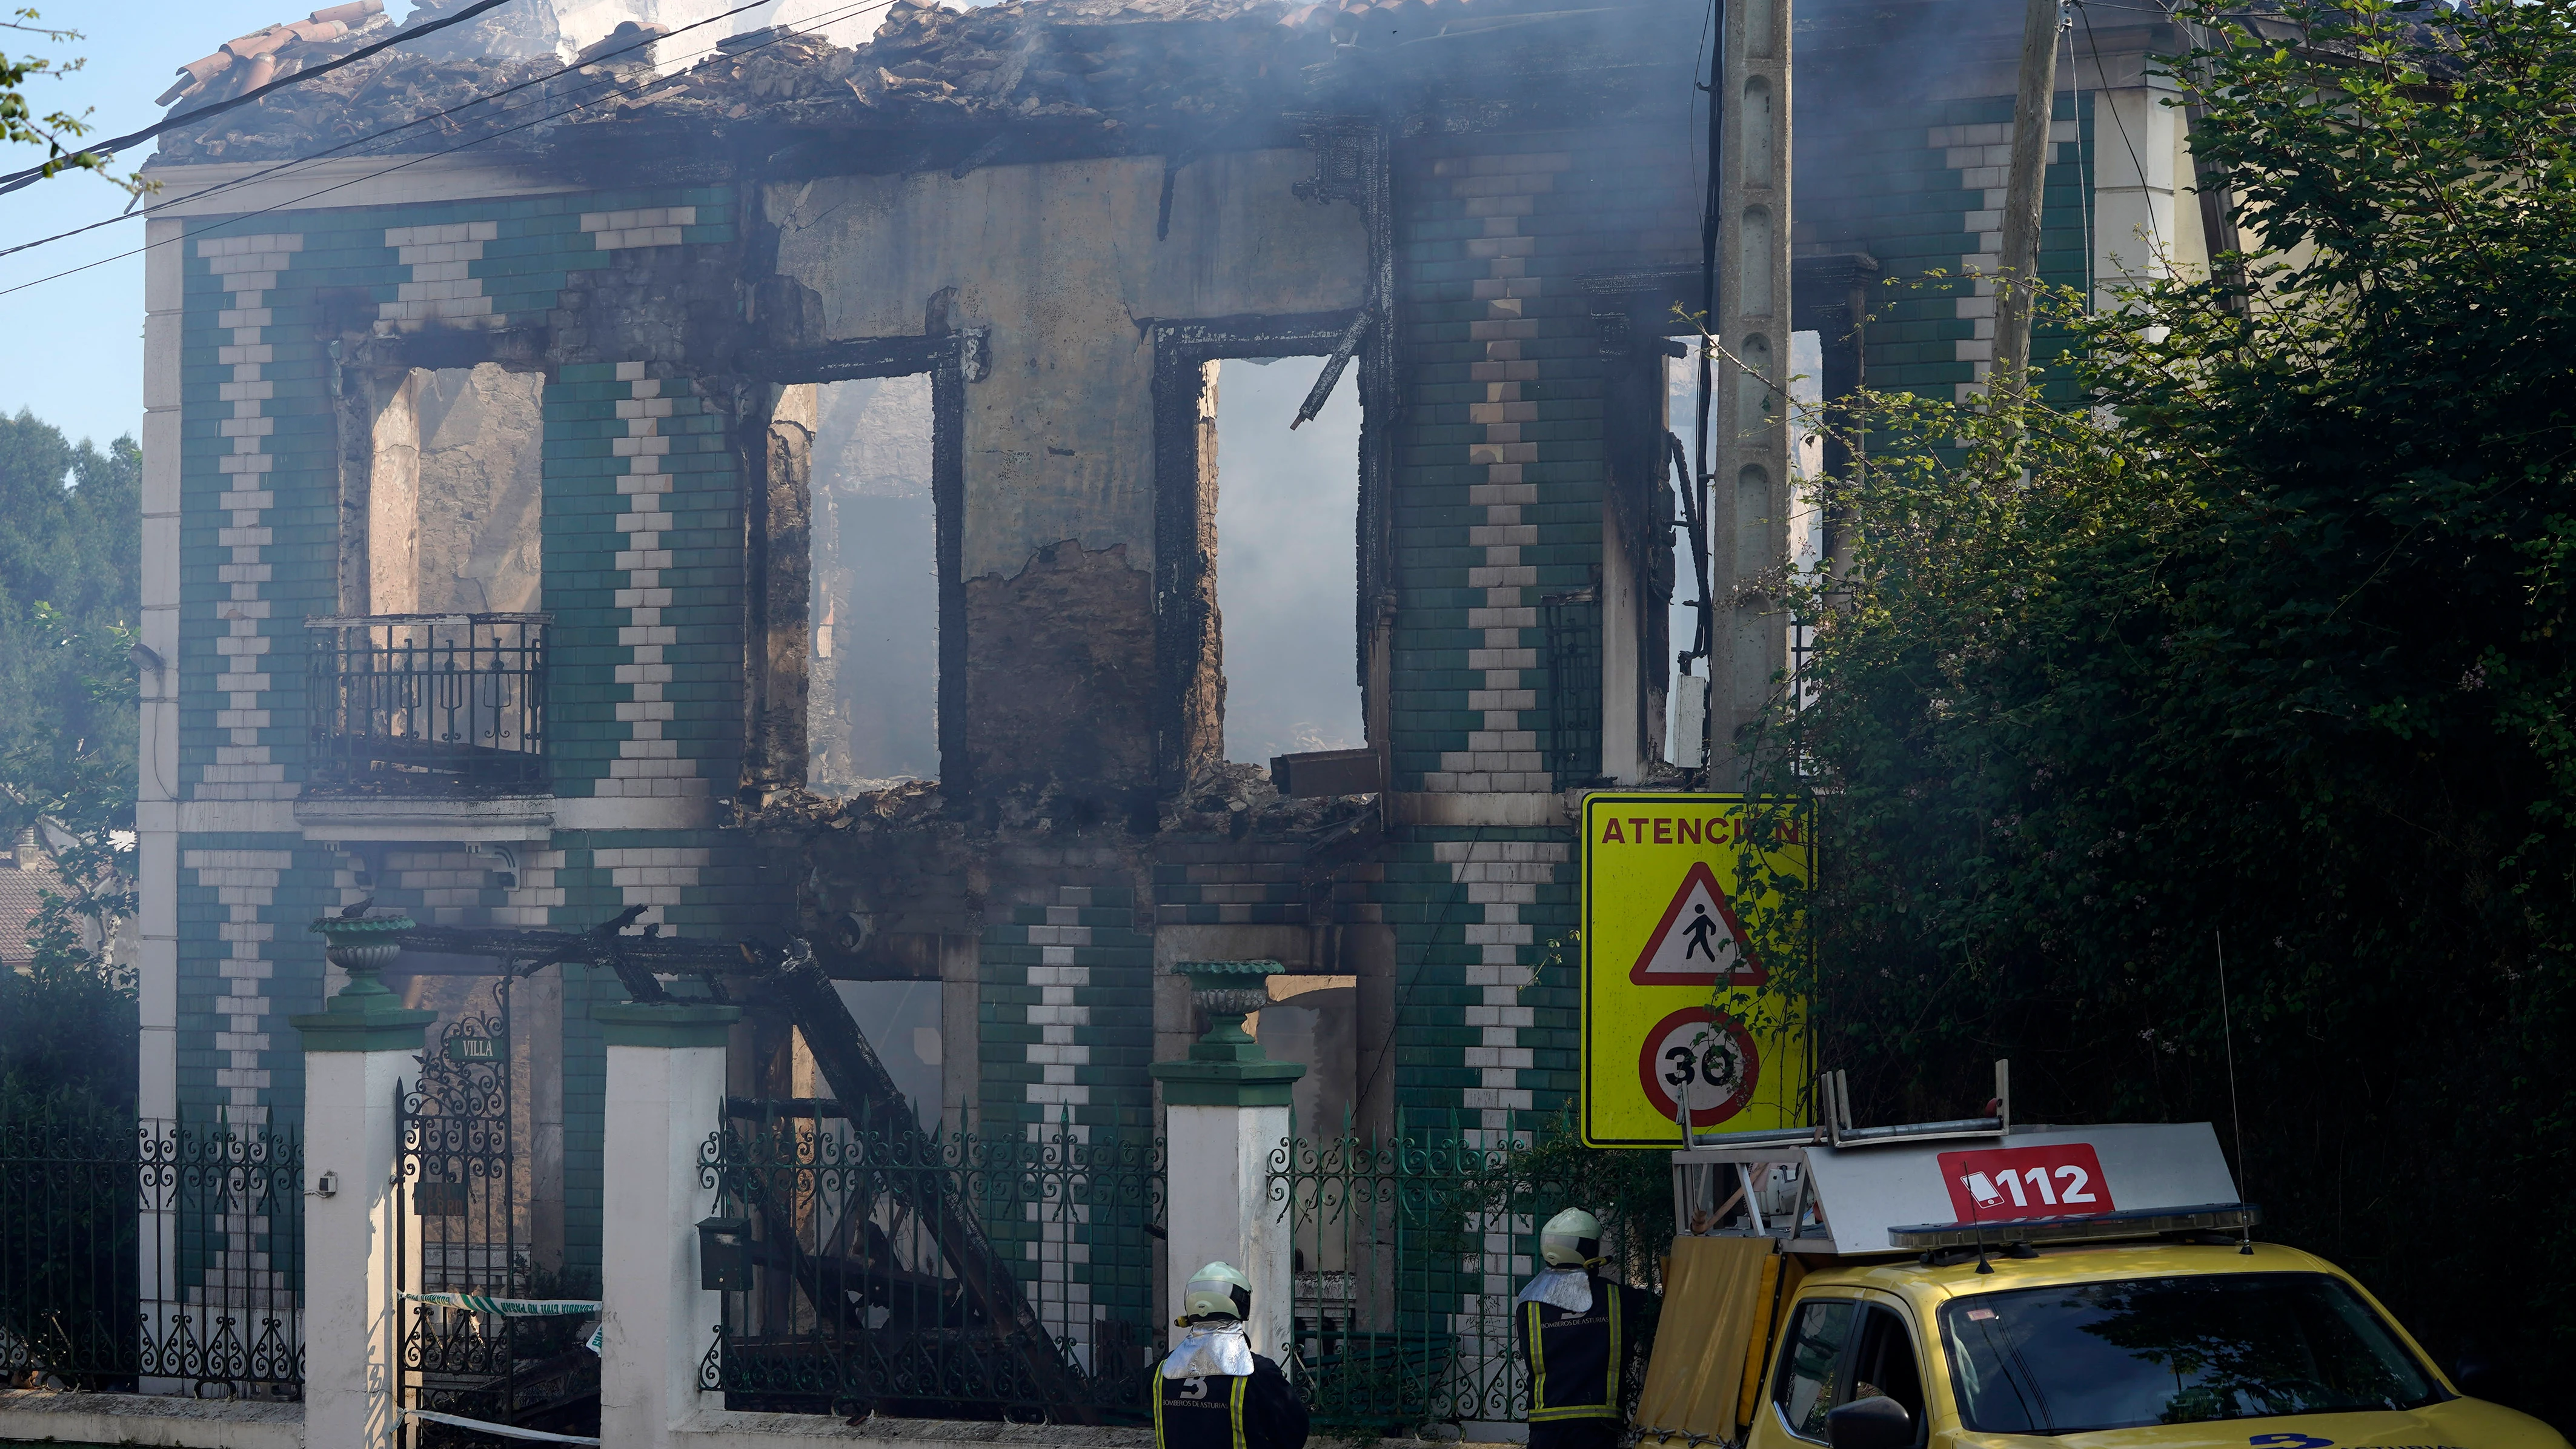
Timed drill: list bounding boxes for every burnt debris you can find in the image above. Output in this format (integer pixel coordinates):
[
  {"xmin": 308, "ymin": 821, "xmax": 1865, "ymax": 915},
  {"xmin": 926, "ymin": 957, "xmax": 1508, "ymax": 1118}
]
[{"xmin": 153, "ymin": 0, "xmax": 1660, "ymax": 170}]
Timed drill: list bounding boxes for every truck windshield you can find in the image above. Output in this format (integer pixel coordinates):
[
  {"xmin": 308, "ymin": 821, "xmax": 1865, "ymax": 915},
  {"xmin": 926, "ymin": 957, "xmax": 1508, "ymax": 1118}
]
[{"xmin": 1940, "ymin": 1271, "xmax": 2441, "ymax": 1434}]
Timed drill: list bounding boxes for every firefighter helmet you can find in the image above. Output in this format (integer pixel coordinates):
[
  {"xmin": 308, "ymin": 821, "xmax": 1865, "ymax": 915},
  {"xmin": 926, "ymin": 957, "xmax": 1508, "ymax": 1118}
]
[
  {"xmin": 1541, "ymin": 1208, "xmax": 1605, "ymax": 1268},
  {"xmin": 1184, "ymin": 1261, "xmax": 1253, "ymax": 1320}
]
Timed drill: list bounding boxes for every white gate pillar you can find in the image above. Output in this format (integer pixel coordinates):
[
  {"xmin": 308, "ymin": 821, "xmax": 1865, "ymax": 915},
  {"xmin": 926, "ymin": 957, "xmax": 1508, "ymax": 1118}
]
[
  {"xmin": 1150, "ymin": 963, "xmax": 1305, "ymax": 1361},
  {"xmin": 594, "ymin": 1001, "xmax": 742, "ymax": 1449},
  {"xmin": 291, "ymin": 916, "xmax": 438, "ymax": 1449}
]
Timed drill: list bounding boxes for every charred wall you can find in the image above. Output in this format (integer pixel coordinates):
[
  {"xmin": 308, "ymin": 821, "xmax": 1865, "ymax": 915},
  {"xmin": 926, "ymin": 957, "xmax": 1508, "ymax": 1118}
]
[
  {"xmin": 962, "ymin": 539, "xmax": 1159, "ymax": 819},
  {"xmin": 760, "ymin": 150, "xmax": 1370, "ymax": 806}
]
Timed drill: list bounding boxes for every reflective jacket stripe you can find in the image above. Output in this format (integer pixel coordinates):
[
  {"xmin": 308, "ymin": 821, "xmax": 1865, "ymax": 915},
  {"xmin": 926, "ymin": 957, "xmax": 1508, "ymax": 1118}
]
[
  {"xmin": 1527, "ymin": 1282, "xmax": 1624, "ymax": 1422},
  {"xmin": 1527, "ymin": 1301, "xmax": 1549, "ymax": 1415}
]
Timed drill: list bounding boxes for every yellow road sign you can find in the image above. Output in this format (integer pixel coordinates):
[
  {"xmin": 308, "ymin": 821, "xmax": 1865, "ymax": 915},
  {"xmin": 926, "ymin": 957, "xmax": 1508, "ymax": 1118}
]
[{"xmin": 1579, "ymin": 793, "xmax": 1811, "ymax": 1147}]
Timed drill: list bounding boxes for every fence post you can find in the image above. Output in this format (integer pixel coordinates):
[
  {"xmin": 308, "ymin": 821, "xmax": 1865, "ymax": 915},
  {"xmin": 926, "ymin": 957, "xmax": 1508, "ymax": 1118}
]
[
  {"xmin": 1152, "ymin": 963, "xmax": 1305, "ymax": 1361},
  {"xmin": 290, "ymin": 924, "xmax": 437, "ymax": 1449},
  {"xmin": 594, "ymin": 1001, "xmax": 743, "ymax": 1449}
]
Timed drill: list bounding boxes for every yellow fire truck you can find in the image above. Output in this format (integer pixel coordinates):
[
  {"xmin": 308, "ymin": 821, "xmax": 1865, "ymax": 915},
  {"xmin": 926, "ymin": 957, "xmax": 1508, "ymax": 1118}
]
[{"xmin": 1635, "ymin": 1069, "xmax": 2566, "ymax": 1449}]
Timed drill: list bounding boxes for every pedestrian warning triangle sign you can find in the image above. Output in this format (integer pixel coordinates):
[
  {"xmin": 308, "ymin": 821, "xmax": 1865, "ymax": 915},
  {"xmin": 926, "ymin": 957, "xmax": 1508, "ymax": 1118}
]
[{"xmin": 1628, "ymin": 860, "xmax": 1766, "ymax": 987}]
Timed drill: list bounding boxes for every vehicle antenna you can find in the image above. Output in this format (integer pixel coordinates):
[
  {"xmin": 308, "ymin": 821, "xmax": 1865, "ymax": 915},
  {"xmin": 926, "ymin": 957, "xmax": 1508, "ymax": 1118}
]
[
  {"xmin": 1959, "ymin": 1155, "xmax": 1994, "ymax": 1275},
  {"xmin": 2216, "ymin": 929, "xmax": 2252, "ymax": 1255}
]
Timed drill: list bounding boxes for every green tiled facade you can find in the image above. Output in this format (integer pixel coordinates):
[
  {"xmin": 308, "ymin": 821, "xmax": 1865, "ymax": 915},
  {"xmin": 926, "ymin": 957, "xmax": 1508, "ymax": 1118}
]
[
  {"xmin": 1801, "ymin": 93, "xmax": 2100, "ymax": 399},
  {"xmin": 170, "ymin": 188, "xmax": 765, "ymax": 1285},
  {"xmin": 975, "ymin": 882, "xmax": 1160, "ymax": 1336},
  {"xmin": 1379, "ymin": 130, "xmax": 1696, "ymax": 1129}
]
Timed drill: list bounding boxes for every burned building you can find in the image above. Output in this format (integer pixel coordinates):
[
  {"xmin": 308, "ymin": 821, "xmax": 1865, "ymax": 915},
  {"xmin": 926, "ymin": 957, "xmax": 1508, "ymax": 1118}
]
[{"xmin": 133, "ymin": 0, "xmax": 2209, "ymax": 1338}]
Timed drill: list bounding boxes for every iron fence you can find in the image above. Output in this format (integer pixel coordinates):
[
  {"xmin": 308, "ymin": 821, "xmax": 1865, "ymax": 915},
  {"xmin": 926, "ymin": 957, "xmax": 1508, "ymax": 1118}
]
[
  {"xmin": 397, "ymin": 976, "xmax": 599, "ymax": 1446},
  {"xmin": 306, "ymin": 614, "xmax": 548, "ymax": 793},
  {"xmin": 1267, "ymin": 1110, "xmax": 1667, "ymax": 1434},
  {"xmin": 699, "ymin": 1102, "xmax": 1165, "ymax": 1423},
  {"xmin": 0, "ymin": 1113, "xmax": 303, "ymax": 1396}
]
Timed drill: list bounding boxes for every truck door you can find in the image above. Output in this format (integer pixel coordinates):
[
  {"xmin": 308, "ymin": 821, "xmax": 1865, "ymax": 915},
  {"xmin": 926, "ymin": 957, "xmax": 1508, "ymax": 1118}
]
[{"xmin": 1747, "ymin": 1295, "xmax": 1929, "ymax": 1449}]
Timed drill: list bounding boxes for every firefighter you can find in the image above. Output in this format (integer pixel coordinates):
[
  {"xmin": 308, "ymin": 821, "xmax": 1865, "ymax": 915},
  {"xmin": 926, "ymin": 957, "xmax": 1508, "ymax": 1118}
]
[
  {"xmin": 1154, "ymin": 1261, "xmax": 1310, "ymax": 1449},
  {"xmin": 1516, "ymin": 1209, "xmax": 1658, "ymax": 1449}
]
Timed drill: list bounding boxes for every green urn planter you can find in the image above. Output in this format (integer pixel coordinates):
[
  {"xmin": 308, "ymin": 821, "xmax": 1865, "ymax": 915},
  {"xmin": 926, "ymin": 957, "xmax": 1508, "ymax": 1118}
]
[
  {"xmin": 1150, "ymin": 960, "xmax": 1304, "ymax": 1107},
  {"xmin": 293, "ymin": 913, "xmax": 437, "ymax": 1052},
  {"xmin": 1175, "ymin": 960, "xmax": 1284, "ymax": 1059},
  {"xmin": 311, "ymin": 913, "xmax": 416, "ymax": 983}
]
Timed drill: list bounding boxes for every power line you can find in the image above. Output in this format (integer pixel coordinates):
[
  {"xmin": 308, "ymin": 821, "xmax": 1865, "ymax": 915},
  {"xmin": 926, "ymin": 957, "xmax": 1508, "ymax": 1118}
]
[
  {"xmin": 0, "ymin": 0, "xmax": 523, "ymax": 199},
  {"xmin": 0, "ymin": 0, "xmax": 890, "ymax": 297},
  {"xmin": 2078, "ymin": 0, "xmax": 2168, "ymax": 258}
]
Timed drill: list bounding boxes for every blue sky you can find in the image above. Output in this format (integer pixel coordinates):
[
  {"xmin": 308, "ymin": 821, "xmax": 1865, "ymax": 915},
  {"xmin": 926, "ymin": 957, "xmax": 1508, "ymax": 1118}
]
[{"xmin": 0, "ymin": 1, "xmax": 408, "ymax": 451}]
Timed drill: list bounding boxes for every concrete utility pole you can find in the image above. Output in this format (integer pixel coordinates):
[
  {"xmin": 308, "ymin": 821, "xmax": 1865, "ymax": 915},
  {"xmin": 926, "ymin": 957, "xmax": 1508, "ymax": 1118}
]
[
  {"xmin": 1707, "ymin": 0, "xmax": 1794, "ymax": 778},
  {"xmin": 1993, "ymin": 0, "xmax": 2063, "ymax": 386}
]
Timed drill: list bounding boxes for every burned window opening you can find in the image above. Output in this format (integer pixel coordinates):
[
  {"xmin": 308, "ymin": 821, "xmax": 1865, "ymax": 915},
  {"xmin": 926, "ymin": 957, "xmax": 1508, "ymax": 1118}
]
[
  {"xmin": 316, "ymin": 360, "xmax": 550, "ymax": 794},
  {"xmin": 1587, "ymin": 271, "xmax": 1708, "ymax": 784},
  {"xmin": 1210, "ymin": 356, "xmax": 1366, "ymax": 766},
  {"xmin": 1148, "ymin": 308, "xmax": 1368, "ymax": 794},
  {"xmin": 356, "ymin": 363, "xmax": 546, "ymax": 617},
  {"xmin": 1791, "ymin": 248, "xmax": 1881, "ymax": 579},
  {"xmin": 805, "ymin": 374, "xmax": 940, "ymax": 797},
  {"xmin": 1661, "ymin": 347, "xmax": 1710, "ymax": 766},
  {"xmin": 743, "ymin": 325, "xmax": 974, "ymax": 806},
  {"xmin": 833, "ymin": 978, "xmax": 943, "ymax": 1132},
  {"xmin": 1784, "ymin": 330, "xmax": 1826, "ymax": 716}
]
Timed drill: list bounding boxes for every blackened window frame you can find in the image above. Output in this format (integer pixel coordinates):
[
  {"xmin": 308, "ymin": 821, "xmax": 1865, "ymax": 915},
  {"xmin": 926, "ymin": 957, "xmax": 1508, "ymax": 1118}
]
[
  {"xmin": 319, "ymin": 323, "xmax": 557, "ymax": 795},
  {"xmin": 1147, "ymin": 307, "xmax": 1369, "ymax": 793},
  {"xmin": 740, "ymin": 323, "xmax": 983, "ymax": 803}
]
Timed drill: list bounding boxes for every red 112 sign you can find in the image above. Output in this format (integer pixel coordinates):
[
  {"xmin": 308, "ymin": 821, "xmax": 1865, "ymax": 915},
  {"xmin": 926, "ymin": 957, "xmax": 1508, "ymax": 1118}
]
[{"xmin": 1936, "ymin": 1144, "xmax": 2116, "ymax": 1223}]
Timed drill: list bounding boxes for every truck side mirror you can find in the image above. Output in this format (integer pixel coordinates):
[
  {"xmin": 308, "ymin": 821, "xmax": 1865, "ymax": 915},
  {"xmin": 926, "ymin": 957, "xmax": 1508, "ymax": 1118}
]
[
  {"xmin": 2454, "ymin": 1342, "xmax": 2511, "ymax": 1402},
  {"xmin": 1826, "ymin": 1395, "xmax": 1913, "ymax": 1449}
]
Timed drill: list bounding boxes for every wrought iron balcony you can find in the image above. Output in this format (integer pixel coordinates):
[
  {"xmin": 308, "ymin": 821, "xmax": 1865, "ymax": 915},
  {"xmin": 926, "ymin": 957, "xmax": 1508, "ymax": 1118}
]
[{"xmin": 305, "ymin": 614, "xmax": 548, "ymax": 794}]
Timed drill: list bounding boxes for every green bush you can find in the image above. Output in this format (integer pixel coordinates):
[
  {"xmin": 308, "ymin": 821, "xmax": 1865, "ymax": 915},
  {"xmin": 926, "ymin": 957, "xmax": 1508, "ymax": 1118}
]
[{"xmin": 1733, "ymin": 0, "xmax": 2576, "ymax": 1423}]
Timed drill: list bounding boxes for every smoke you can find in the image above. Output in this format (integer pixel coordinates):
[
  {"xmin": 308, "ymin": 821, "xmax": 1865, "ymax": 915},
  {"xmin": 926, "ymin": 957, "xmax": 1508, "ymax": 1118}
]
[
  {"xmin": 1212, "ymin": 357, "xmax": 1364, "ymax": 765},
  {"xmin": 545, "ymin": 0, "xmax": 889, "ymax": 58},
  {"xmin": 808, "ymin": 376, "xmax": 940, "ymax": 793},
  {"xmin": 1664, "ymin": 331, "xmax": 1821, "ymax": 752}
]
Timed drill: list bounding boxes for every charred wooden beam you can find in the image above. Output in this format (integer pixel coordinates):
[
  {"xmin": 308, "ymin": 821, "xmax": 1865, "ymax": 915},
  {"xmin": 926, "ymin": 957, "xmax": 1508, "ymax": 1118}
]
[
  {"xmin": 396, "ymin": 920, "xmax": 932, "ymax": 983},
  {"xmin": 411, "ymin": 912, "xmax": 1094, "ymax": 1418},
  {"xmin": 752, "ymin": 941, "xmax": 1101, "ymax": 1421}
]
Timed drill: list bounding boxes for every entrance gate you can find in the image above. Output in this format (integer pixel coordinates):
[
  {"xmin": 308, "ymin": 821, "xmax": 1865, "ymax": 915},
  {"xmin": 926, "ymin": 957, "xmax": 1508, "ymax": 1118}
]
[{"xmin": 395, "ymin": 975, "xmax": 597, "ymax": 1444}]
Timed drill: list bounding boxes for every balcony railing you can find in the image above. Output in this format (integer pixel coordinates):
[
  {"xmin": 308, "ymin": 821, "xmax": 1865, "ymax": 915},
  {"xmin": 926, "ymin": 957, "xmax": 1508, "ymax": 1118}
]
[{"xmin": 305, "ymin": 614, "xmax": 548, "ymax": 794}]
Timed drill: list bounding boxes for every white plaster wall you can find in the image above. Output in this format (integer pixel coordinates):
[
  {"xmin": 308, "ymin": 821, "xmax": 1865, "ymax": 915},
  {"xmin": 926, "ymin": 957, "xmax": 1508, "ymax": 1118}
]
[
  {"xmin": 0, "ymin": 1393, "xmax": 300, "ymax": 1448},
  {"xmin": 599, "ymin": 1038, "xmax": 732, "ymax": 1449},
  {"xmin": 139, "ymin": 217, "xmax": 185, "ymax": 1132},
  {"xmin": 1161, "ymin": 1102, "xmax": 1295, "ymax": 1362},
  {"xmin": 2091, "ymin": 83, "xmax": 2188, "ymax": 310},
  {"xmin": 767, "ymin": 150, "xmax": 1370, "ymax": 579},
  {"xmin": 1600, "ymin": 506, "xmax": 1642, "ymax": 785},
  {"xmin": 300, "ymin": 1048, "xmax": 419, "ymax": 1449}
]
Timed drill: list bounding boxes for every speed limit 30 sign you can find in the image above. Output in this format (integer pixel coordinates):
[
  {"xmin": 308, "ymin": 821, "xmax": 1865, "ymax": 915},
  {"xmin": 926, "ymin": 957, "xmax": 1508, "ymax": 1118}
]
[
  {"xmin": 1637, "ymin": 1008, "xmax": 1761, "ymax": 1126},
  {"xmin": 1579, "ymin": 794, "xmax": 1811, "ymax": 1147}
]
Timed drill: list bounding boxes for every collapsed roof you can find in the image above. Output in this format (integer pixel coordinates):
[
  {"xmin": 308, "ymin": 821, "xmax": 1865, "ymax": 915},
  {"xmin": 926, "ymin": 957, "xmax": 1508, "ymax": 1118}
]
[{"xmin": 148, "ymin": 0, "xmax": 1691, "ymax": 168}]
